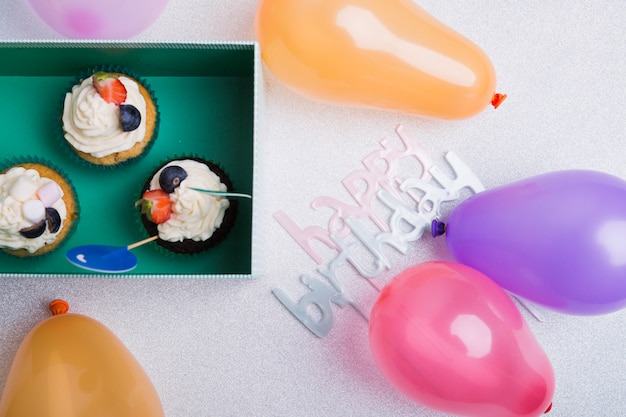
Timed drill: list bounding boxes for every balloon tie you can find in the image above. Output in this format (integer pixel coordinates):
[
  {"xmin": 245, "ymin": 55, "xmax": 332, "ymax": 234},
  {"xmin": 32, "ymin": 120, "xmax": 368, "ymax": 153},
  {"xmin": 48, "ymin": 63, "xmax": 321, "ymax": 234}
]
[
  {"xmin": 491, "ymin": 93, "xmax": 507, "ymax": 109},
  {"xmin": 49, "ymin": 299, "xmax": 69, "ymax": 316},
  {"xmin": 431, "ymin": 220, "xmax": 446, "ymax": 237},
  {"xmin": 544, "ymin": 402, "xmax": 553, "ymax": 413}
]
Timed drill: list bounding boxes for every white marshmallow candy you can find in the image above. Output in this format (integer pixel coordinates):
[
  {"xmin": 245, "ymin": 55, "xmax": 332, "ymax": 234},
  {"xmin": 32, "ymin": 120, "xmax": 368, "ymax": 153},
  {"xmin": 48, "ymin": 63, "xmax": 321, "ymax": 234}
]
[
  {"xmin": 9, "ymin": 176, "xmax": 39, "ymax": 202},
  {"xmin": 37, "ymin": 181, "xmax": 63, "ymax": 207},
  {"xmin": 22, "ymin": 199, "xmax": 46, "ymax": 224}
]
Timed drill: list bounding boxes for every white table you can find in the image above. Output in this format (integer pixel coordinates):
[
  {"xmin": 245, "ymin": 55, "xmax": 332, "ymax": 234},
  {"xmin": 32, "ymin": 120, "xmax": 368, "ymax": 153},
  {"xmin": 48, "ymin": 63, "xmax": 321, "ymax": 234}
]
[{"xmin": 1, "ymin": 1, "xmax": 625, "ymax": 416}]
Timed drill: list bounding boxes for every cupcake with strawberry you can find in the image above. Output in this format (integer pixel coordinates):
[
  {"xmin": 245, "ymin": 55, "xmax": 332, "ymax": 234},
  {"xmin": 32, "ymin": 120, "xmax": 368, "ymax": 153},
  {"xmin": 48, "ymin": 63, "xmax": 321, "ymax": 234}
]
[
  {"xmin": 61, "ymin": 67, "xmax": 158, "ymax": 167},
  {"xmin": 136, "ymin": 157, "xmax": 238, "ymax": 254}
]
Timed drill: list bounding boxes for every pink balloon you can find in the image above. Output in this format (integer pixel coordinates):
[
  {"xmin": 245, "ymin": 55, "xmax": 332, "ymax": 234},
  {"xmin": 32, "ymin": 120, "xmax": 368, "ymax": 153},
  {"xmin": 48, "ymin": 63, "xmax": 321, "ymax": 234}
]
[
  {"xmin": 25, "ymin": 0, "xmax": 169, "ymax": 39},
  {"xmin": 369, "ymin": 262, "xmax": 554, "ymax": 417}
]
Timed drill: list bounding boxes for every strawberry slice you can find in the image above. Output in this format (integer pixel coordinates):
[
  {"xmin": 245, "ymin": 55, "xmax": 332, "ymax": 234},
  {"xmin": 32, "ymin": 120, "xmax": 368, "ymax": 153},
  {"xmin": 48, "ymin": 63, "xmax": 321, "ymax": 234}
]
[
  {"xmin": 92, "ymin": 72, "xmax": 127, "ymax": 105},
  {"xmin": 136, "ymin": 189, "xmax": 172, "ymax": 224}
]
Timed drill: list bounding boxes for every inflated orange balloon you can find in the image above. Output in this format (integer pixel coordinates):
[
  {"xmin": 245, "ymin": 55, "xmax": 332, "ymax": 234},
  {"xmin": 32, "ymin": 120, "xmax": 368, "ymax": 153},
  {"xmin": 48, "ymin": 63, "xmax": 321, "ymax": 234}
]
[
  {"xmin": 0, "ymin": 300, "xmax": 164, "ymax": 417},
  {"xmin": 255, "ymin": 0, "xmax": 506, "ymax": 119}
]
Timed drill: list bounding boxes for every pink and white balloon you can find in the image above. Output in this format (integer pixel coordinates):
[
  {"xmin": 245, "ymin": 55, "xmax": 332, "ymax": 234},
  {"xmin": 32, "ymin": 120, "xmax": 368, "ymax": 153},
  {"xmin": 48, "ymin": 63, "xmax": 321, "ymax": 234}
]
[
  {"xmin": 369, "ymin": 262, "xmax": 554, "ymax": 417},
  {"xmin": 25, "ymin": 0, "xmax": 169, "ymax": 39}
]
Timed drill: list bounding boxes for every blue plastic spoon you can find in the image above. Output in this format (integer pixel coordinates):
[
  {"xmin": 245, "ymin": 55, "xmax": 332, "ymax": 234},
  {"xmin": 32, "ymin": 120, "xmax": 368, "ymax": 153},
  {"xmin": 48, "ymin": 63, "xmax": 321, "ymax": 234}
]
[
  {"xmin": 66, "ymin": 190, "xmax": 249, "ymax": 273},
  {"xmin": 66, "ymin": 235, "xmax": 158, "ymax": 273}
]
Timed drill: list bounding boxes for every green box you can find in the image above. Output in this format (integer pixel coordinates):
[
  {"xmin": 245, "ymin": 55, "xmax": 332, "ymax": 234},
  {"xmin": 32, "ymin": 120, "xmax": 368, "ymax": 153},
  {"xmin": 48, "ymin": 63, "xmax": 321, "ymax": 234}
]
[{"xmin": 0, "ymin": 41, "xmax": 261, "ymax": 278}]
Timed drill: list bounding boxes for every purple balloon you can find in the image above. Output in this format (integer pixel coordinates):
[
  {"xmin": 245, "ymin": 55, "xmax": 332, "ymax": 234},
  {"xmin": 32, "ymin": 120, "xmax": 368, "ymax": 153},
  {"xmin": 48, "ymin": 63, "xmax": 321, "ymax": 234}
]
[{"xmin": 443, "ymin": 170, "xmax": 626, "ymax": 315}]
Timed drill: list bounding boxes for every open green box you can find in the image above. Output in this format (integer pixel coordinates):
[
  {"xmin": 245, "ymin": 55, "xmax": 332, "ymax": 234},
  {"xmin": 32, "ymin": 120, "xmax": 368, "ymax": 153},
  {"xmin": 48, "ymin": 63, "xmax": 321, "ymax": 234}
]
[{"xmin": 0, "ymin": 41, "xmax": 261, "ymax": 278}]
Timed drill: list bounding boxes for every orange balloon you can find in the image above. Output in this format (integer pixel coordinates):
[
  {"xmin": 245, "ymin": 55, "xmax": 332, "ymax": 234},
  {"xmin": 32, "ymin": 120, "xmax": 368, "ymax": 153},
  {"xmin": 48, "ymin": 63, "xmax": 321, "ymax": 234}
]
[
  {"xmin": 0, "ymin": 300, "xmax": 164, "ymax": 417},
  {"xmin": 255, "ymin": 0, "xmax": 505, "ymax": 119}
]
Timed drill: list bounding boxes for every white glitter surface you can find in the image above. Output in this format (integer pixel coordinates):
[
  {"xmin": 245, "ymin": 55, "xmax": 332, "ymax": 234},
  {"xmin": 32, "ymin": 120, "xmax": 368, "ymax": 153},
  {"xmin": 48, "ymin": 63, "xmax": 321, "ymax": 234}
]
[{"xmin": 1, "ymin": 1, "xmax": 626, "ymax": 416}]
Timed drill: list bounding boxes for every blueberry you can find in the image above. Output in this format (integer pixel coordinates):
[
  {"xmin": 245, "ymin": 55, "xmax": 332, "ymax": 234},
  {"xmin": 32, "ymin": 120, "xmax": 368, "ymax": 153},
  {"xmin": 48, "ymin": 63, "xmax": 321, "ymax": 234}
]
[
  {"xmin": 46, "ymin": 207, "xmax": 62, "ymax": 233},
  {"xmin": 119, "ymin": 104, "xmax": 141, "ymax": 132},
  {"xmin": 19, "ymin": 220, "xmax": 46, "ymax": 239},
  {"xmin": 159, "ymin": 165, "xmax": 188, "ymax": 193}
]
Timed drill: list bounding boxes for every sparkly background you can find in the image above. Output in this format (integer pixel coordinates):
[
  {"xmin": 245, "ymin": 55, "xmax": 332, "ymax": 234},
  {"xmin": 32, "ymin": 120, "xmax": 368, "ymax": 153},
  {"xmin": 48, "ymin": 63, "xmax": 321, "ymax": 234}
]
[{"xmin": 1, "ymin": 1, "xmax": 625, "ymax": 416}]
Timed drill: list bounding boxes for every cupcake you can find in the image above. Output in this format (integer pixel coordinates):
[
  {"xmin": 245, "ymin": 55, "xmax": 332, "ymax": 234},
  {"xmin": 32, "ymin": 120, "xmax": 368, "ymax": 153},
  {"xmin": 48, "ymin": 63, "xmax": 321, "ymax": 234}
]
[
  {"xmin": 61, "ymin": 69, "xmax": 158, "ymax": 167},
  {"xmin": 0, "ymin": 162, "xmax": 79, "ymax": 257},
  {"xmin": 136, "ymin": 157, "xmax": 238, "ymax": 254}
]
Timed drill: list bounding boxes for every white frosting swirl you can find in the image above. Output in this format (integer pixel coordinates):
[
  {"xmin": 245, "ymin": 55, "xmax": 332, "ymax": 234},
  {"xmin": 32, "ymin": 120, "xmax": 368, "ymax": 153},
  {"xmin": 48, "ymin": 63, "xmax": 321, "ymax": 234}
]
[
  {"xmin": 0, "ymin": 167, "xmax": 68, "ymax": 253},
  {"xmin": 62, "ymin": 76, "xmax": 147, "ymax": 158},
  {"xmin": 149, "ymin": 160, "xmax": 230, "ymax": 242}
]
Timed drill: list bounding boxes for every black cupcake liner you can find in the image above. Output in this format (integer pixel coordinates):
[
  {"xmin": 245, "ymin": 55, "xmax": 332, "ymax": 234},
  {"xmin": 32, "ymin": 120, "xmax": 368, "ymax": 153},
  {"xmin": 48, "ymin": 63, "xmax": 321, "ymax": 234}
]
[{"xmin": 134, "ymin": 154, "xmax": 238, "ymax": 256}]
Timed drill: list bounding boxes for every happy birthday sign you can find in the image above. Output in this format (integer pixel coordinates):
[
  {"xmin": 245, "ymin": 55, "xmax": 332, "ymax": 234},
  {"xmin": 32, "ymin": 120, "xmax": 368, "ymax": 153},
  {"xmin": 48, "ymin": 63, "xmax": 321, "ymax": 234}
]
[{"xmin": 272, "ymin": 125, "xmax": 485, "ymax": 337}]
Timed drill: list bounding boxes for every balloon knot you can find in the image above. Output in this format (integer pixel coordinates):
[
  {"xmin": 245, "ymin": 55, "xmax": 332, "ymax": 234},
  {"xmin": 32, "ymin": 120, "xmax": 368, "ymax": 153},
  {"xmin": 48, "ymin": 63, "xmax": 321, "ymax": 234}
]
[
  {"xmin": 431, "ymin": 220, "xmax": 446, "ymax": 237},
  {"xmin": 491, "ymin": 93, "xmax": 507, "ymax": 109},
  {"xmin": 49, "ymin": 299, "xmax": 69, "ymax": 316},
  {"xmin": 544, "ymin": 402, "xmax": 553, "ymax": 413}
]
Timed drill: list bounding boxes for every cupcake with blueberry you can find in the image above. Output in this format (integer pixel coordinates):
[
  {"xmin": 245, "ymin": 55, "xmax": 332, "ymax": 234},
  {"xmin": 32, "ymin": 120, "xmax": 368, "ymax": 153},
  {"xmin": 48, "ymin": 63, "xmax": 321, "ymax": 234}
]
[
  {"xmin": 0, "ymin": 160, "xmax": 79, "ymax": 257},
  {"xmin": 61, "ymin": 68, "xmax": 158, "ymax": 167},
  {"xmin": 136, "ymin": 157, "xmax": 237, "ymax": 254}
]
